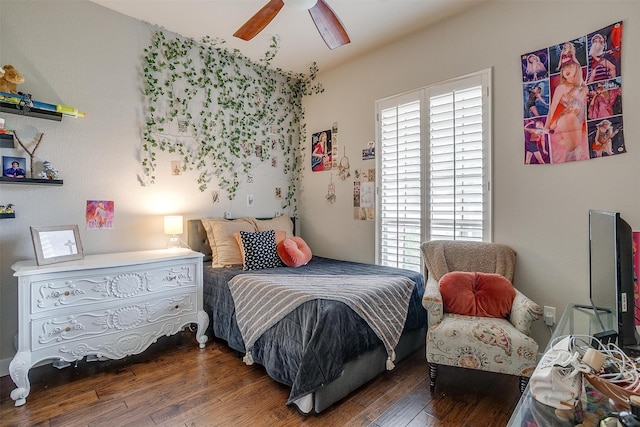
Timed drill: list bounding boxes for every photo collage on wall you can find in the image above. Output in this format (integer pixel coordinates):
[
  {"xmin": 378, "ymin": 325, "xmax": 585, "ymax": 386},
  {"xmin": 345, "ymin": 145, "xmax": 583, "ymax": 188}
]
[
  {"xmin": 311, "ymin": 123, "xmax": 377, "ymax": 221},
  {"xmin": 353, "ymin": 168, "xmax": 375, "ymax": 221},
  {"xmin": 520, "ymin": 21, "xmax": 624, "ymax": 164}
]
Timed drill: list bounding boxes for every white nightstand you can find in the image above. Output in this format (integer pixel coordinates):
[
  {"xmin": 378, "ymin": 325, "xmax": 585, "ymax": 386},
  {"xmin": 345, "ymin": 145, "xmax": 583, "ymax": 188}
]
[{"xmin": 8, "ymin": 249, "xmax": 209, "ymax": 406}]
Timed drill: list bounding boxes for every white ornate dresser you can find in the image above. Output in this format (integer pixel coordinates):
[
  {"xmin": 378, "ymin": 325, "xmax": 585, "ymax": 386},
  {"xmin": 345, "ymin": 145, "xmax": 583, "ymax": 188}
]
[{"xmin": 9, "ymin": 249, "xmax": 208, "ymax": 406}]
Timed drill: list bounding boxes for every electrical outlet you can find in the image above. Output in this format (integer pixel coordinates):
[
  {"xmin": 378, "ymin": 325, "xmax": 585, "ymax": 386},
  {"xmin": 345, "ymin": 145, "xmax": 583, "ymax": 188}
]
[{"xmin": 544, "ymin": 306, "xmax": 556, "ymax": 326}]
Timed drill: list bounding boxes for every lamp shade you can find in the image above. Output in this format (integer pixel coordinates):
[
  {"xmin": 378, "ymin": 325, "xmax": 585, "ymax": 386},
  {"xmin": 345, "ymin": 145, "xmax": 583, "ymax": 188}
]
[{"xmin": 164, "ymin": 215, "xmax": 183, "ymax": 235}]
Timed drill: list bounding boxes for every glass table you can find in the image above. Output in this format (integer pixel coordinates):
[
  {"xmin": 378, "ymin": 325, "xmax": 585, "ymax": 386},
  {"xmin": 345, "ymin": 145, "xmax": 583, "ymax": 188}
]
[{"xmin": 507, "ymin": 303, "xmax": 617, "ymax": 426}]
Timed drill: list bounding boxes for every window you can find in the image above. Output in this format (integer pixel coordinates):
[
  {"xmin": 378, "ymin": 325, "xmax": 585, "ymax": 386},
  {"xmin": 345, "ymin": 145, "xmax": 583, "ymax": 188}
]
[{"xmin": 376, "ymin": 70, "xmax": 492, "ymax": 271}]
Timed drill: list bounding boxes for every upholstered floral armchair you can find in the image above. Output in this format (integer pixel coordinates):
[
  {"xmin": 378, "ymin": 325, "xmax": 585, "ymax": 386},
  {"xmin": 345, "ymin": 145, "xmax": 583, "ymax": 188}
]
[{"xmin": 421, "ymin": 240, "xmax": 543, "ymax": 394}]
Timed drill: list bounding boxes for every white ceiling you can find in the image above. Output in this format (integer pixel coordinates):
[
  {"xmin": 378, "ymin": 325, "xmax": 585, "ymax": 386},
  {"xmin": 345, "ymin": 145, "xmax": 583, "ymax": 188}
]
[{"xmin": 91, "ymin": 0, "xmax": 482, "ymax": 74}]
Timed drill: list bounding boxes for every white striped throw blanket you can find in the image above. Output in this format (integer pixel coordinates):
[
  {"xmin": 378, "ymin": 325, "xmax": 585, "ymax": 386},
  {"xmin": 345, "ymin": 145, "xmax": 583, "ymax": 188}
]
[{"xmin": 228, "ymin": 274, "xmax": 415, "ymax": 370}]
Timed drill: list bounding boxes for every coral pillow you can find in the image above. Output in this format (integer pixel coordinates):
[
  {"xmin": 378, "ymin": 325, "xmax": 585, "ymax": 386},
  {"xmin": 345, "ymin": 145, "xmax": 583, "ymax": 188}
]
[
  {"xmin": 439, "ymin": 271, "xmax": 515, "ymax": 318},
  {"xmin": 277, "ymin": 237, "xmax": 312, "ymax": 267}
]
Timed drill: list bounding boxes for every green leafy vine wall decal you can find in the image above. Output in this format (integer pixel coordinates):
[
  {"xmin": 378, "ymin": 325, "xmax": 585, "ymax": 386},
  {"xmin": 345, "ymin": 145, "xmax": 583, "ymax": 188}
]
[{"xmin": 140, "ymin": 31, "xmax": 323, "ymax": 212}]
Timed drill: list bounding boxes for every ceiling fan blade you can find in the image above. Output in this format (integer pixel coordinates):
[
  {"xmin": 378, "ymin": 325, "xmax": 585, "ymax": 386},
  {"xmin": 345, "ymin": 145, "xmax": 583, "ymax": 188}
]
[
  {"xmin": 233, "ymin": 0, "xmax": 285, "ymax": 41},
  {"xmin": 308, "ymin": 0, "xmax": 350, "ymax": 50}
]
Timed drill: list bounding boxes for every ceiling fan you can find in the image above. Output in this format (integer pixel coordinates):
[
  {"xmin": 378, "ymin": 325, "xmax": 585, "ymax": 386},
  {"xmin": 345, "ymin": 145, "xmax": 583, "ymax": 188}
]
[{"xmin": 233, "ymin": 0, "xmax": 350, "ymax": 50}]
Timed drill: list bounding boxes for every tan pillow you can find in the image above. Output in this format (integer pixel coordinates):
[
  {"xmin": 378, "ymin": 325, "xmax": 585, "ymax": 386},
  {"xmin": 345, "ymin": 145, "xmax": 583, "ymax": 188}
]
[
  {"xmin": 251, "ymin": 215, "xmax": 294, "ymax": 238},
  {"xmin": 201, "ymin": 218, "xmax": 257, "ymax": 267}
]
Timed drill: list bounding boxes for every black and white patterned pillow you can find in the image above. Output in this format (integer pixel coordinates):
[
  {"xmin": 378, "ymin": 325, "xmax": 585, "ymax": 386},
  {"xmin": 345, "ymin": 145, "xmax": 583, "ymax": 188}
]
[{"xmin": 239, "ymin": 230, "xmax": 283, "ymax": 270}]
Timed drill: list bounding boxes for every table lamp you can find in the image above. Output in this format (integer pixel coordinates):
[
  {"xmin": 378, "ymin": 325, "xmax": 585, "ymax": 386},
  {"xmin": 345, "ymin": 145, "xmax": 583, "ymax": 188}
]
[{"xmin": 164, "ymin": 215, "xmax": 183, "ymax": 250}]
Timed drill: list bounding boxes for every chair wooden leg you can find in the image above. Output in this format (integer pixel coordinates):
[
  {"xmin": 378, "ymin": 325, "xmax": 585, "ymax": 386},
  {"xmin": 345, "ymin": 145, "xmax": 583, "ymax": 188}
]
[
  {"xmin": 519, "ymin": 376, "xmax": 529, "ymax": 394},
  {"xmin": 429, "ymin": 363, "xmax": 438, "ymax": 393}
]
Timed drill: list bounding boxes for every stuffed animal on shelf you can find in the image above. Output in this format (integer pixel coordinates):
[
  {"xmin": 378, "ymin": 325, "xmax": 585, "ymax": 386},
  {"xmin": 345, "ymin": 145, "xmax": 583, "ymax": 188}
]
[
  {"xmin": 0, "ymin": 65, "xmax": 25, "ymax": 94},
  {"xmin": 39, "ymin": 161, "xmax": 60, "ymax": 180}
]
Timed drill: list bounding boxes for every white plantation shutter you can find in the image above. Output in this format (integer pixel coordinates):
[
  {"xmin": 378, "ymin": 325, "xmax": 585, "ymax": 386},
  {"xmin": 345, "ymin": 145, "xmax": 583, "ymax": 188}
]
[
  {"xmin": 429, "ymin": 82, "xmax": 486, "ymax": 240},
  {"xmin": 376, "ymin": 70, "xmax": 491, "ymax": 271},
  {"xmin": 378, "ymin": 97, "xmax": 423, "ymax": 271}
]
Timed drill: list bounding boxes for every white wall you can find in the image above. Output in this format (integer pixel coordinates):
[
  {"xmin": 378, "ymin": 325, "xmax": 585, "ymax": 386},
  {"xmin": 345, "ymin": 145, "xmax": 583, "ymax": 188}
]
[
  {"xmin": 301, "ymin": 1, "xmax": 640, "ymax": 348},
  {"xmin": 0, "ymin": 1, "xmax": 293, "ymax": 370},
  {"xmin": 1, "ymin": 0, "xmax": 638, "ymax": 373}
]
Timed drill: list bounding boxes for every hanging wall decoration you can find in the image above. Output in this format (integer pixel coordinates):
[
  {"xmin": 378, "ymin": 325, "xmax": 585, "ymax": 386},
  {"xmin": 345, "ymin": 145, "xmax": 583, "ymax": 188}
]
[
  {"xmin": 326, "ymin": 173, "xmax": 336, "ymax": 203},
  {"xmin": 520, "ymin": 21, "xmax": 624, "ymax": 164},
  {"xmin": 141, "ymin": 31, "xmax": 324, "ymax": 213},
  {"xmin": 337, "ymin": 147, "xmax": 350, "ymax": 181},
  {"xmin": 12, "ymin": 132, "xmax": 44, "ymax": 178}
]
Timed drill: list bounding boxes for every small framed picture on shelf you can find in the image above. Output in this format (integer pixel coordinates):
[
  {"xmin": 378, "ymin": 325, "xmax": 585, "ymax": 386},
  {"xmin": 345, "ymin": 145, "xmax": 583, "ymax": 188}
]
[
  {"xmin": 3, "ymin": 156, "xmax": 27, "ymax": 178},
  {"xmin": 30, "ymin": 225, "xmax": 84, "ymax": 265}
]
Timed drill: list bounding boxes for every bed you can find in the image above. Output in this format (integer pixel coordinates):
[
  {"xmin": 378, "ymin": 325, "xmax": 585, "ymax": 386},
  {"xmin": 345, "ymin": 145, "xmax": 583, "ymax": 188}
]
[{"xmin": 187, "ymin": 218, "xmax": 427, "ymax": 414}]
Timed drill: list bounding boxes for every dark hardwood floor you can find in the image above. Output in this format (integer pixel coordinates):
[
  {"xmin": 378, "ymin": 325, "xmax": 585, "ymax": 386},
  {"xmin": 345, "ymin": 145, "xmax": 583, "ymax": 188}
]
[{"xmin": 0, "ymin": 331, "xmax": 520, "ymax": 426}]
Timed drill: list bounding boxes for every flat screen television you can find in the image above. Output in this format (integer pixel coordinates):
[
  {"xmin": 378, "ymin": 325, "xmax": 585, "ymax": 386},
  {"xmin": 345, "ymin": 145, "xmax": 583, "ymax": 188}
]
[{"xmin": 589, "ymin": 209, "xmax": 639, "ymax": 353}]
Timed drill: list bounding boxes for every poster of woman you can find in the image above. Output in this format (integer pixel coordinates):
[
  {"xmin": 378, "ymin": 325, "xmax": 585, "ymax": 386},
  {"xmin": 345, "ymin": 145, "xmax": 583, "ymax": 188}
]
[
  {"xmin": 86, "ymin": 200, "xmax": 115, "ymax": 229},
  {"xmin": 588, "ymin": 117, "xmax": 624, "ymax": 158},
  {"xmin": 587, "ymin": 78, "xmax": 622, "ymax": 120},
  {"xmin": 311, "ymin": 129, "xmax": 332, "ymax": 172},
  {"xmin": 520, "ymin": 21, "xmax": 624, "ymax": 164},
  {"xmin": 521, "ymin": 49, "xmax": 549, "ymax": 82},
  {"xmin": 523, "ymin": 81, "xmax": 549, "ymax": 119},
  {"xmin": 523, "ymin": 118, "xmax": 549, "ymax": 165},
  {"xmin": 545, "ymin": 59, "xmax": 590, "ymax": 163}
]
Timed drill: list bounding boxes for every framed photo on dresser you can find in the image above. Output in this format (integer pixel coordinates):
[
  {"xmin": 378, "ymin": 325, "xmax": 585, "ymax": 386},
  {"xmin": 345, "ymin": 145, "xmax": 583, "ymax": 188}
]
[{"xmin": 30, "ymin": 225, "xmax": 84, "ymax": 265}]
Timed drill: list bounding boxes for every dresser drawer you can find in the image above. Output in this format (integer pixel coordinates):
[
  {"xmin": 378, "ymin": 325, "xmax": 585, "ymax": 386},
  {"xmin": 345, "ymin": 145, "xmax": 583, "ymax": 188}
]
[
  {"xmin": 32, "ymin": 292, "xmax": 197, "ymax": 351},
  {"xmin": 31, "ymin": 260, "xmax": 198, "ymax": 313}
]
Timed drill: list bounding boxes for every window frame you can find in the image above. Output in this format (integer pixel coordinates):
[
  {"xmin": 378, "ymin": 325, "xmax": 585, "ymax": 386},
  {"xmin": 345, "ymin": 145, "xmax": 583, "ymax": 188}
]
[{"xmin": 375, "ymin": 69, "xmax": 493, "ymax": 271}]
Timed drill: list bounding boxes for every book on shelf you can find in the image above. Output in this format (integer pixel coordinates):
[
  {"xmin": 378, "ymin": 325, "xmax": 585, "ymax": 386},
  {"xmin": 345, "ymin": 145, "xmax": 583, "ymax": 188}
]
[{"xmin": 0, "ymin": 91, "xmax": 84, "ymax": 118}]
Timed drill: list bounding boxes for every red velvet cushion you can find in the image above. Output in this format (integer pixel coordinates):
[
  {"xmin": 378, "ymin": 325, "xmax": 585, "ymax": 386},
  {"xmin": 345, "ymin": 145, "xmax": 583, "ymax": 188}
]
[
  {"xmin": 439, "ymin": 271, "xmax": 515, "ymax": 318},
  {"xmin": 277, "ymin": 237, "xmax": 312, "ymax": 267}
]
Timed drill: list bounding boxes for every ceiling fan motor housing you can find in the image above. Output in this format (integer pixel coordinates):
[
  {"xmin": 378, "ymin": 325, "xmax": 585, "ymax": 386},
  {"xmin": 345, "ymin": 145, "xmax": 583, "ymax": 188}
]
[{"xmin": 284, "ymin": 0, "xmax": 318, "ymax": 11}]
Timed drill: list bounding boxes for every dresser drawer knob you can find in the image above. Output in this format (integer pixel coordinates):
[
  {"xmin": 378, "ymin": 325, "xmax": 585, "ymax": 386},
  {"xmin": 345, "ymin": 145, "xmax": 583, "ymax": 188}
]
[
  {"xmin": 65, "ymin": 326, "xmax": 71, "ymax": 332},
  {"xmin": 64, "ymin": 291, "xmax": 70, "ymax": 296}
]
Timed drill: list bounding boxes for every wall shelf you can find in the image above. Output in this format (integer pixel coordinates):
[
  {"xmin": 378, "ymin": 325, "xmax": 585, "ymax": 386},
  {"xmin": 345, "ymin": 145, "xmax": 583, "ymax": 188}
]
[
  {"xmin": 0, "ymin": 134, "xmax": 14, "ymax": 148},
  {"xmin": 0, "ymin": 213, "xmax": 16, "ymax": 219},
  {"xmin": 0, "ymin": 177, "xmax": 63, "ymax": 186},
  {"xmin": 0, "ymin": 101, "xmax": 63, "ymax": 121}
]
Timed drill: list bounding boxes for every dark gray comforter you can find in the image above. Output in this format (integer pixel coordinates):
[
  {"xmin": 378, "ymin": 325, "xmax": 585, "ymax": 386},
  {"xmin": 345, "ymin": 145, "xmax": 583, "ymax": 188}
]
[{"xmin": 202, "ymin": 256, "xmax": 426, "ymax": 404}]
